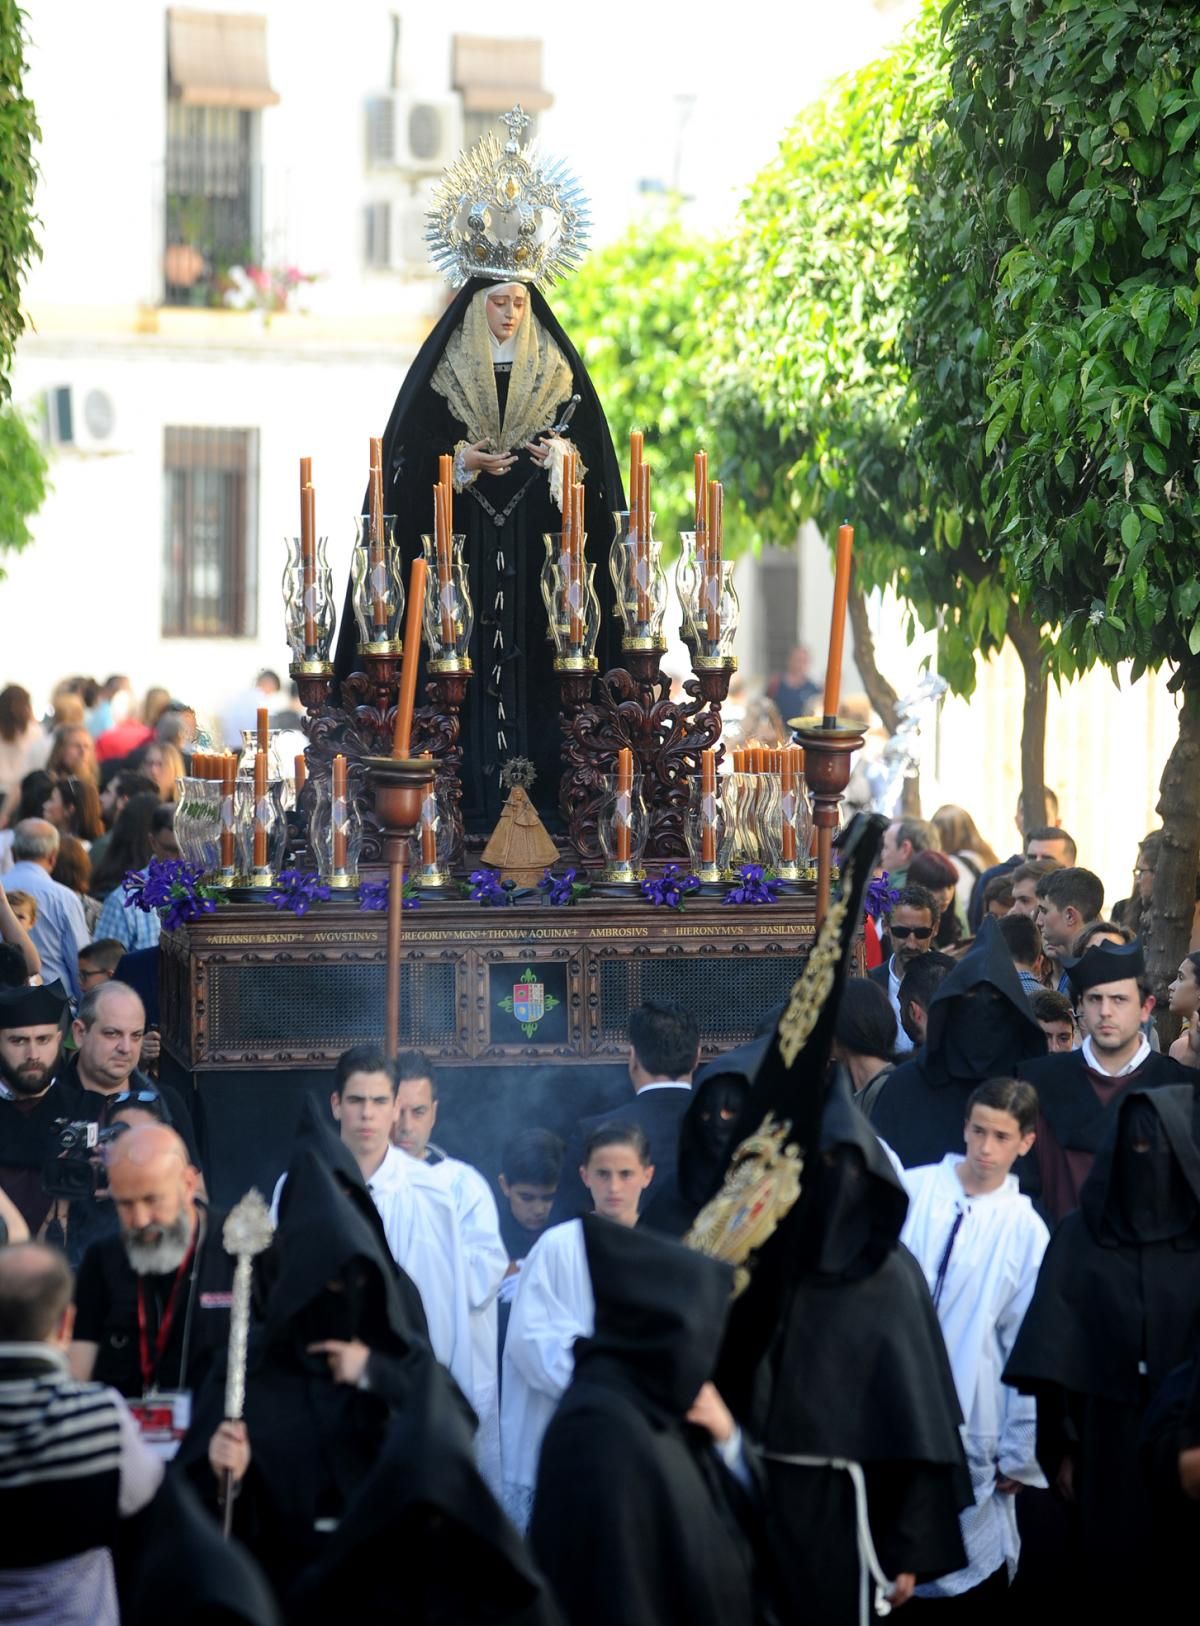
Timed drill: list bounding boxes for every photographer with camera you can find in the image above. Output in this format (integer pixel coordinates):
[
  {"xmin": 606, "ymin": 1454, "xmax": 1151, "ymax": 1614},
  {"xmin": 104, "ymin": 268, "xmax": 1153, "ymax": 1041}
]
[
  {"xmin": 69, "ymin": 1124, "xmax": 232, "ymax": 1409},
  {"xmin": 0, "ymin": 981, "xmax": 76, "ymax": 1238}
]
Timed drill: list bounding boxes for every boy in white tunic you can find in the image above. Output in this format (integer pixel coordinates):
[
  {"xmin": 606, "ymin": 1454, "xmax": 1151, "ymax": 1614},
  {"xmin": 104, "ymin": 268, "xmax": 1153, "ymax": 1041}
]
[
  {"xmin": 900, "ymin": 1077, "xmax": 1049, "ymax": 1612},
  {"xmin": 500, "ymin": 1123, "xmax": 653, "ymax": 1531}
]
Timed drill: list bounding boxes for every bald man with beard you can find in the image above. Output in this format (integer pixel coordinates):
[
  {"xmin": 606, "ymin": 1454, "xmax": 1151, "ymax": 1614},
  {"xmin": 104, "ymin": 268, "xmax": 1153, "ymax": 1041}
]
[{"xmin": 69, "ymin": 1126, "xmax": 233, "ymax": 1402}]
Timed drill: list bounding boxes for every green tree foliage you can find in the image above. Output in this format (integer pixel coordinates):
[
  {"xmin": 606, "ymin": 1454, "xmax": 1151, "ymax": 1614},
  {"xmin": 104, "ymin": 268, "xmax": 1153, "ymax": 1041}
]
[
  {"xmin": 0, "ymin": 0, "xmax": 47, "ymax": 568},
  {"xmin": 553, "ymin": 214, "xmax": 722, "ymax": 552},
  {"xmin": 941, "ymin": 0, "xmax": 1200, "ymax": 1017},
  {"xmin": 0, "ymin": 0, "xmax": 41, "ymax": 400}
]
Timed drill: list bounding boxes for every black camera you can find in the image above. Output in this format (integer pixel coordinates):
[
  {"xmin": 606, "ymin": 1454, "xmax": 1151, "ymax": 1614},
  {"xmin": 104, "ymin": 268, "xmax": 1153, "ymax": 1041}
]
[{"xmin": 42, "ymin": 1119, "xmax": 122, "ymax": 1201}]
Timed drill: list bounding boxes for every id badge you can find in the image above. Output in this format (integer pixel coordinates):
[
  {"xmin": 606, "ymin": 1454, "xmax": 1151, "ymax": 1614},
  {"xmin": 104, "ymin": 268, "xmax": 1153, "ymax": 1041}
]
[{"xmin": 128, "ymin": 1390, "xmax": 192, "ymax": 1460}]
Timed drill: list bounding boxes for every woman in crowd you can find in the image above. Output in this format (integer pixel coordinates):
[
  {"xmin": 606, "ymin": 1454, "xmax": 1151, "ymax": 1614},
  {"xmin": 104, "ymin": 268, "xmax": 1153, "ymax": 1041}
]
[
  {"xmin": 133, "ymin": 740, "xmax": 184, "ymax": 803},
  {"xmin": 51, "ymin": 835, "xmax": 101, "ymax": 932},
  {"xmin": 89, "ymin": 791, "xmax": 159, "ymax": 901},
  {"xmin": 0, "ymin": 684, "xmax": 49, "ymax": 819},
  {"xmin": 908, "ymin": 849, "xmax": 966, "ymax": 949},
  {"xmin": 933, "ymin": 804, "xmax": 1000, "ymax": 920},
  {"xmin": 43, "ymin": 775, "xmax": 104, "ymax": 845},
  {"xmin": 1167, "ymin": 951, "xmax": 1200, "ymax": 1067}
]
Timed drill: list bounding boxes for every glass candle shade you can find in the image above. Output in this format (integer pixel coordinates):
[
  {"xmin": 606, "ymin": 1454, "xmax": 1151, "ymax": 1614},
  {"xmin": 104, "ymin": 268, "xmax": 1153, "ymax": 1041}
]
[
  {"xmin": 351, "ymin": 515, "xmax": 404, "ymax": 654},
  {"xmin": 233, "ymin": 779, "xmax": 288, "ymax": 881},
  {"xmin": 780, "ymin": 771, "xmax": 814, "ymax": 876},
  {"xmin": 684, "ymin": 776, "xmax": 724, "ymax": 881},
  {"xmin": 608, "ymin": 510, "xmax": 668, "ymax": 649},
  {"xmin": 420, "ymin": 532, "xmax": 474, "ymax": 669},
  {"xmin": 676, "ymin": 532, "xmax": 701, "ymax": 654},
  {"xmin": 309, "ymin": 775, "xmax": 364, "ymax": 886},
  {"xmin": 756, "ymin": 770, "xmax": 783, "ymax": 872},
  {"xmin": 694, "ymin": 559, "xmax": 740, "ymax": 666},
  {"xmin": 238, "ymin": 730, "xmax": 288, "ymax": 794},
  {"xmin": 282, "ymin": 534, "xmax": 337, "ymax": 669},
  {"xmin": 542, "ymin": 534, "xmax": 601, "ymax": 666},
  {"xmin": 412, "ymin": 777, "xmax": 457, "ymax": 884},
  {"xmin": 598, "ymin": 771, "xmax": 648, "ymax": 879},
  {"xmin": 718, "ymin": 771, "xmax": 763, "ymax": 871}
]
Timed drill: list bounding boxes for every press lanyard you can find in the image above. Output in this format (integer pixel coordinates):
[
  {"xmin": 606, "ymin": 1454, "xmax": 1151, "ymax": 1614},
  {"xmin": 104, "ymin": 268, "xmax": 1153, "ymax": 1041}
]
[{"xmin": 137, "ymin": 1236, "xmax": 197, "ymax": 1394}]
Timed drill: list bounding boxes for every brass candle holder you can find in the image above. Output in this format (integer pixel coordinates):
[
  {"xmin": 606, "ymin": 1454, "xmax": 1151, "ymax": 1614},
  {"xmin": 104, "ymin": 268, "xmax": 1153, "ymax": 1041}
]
[{"xmin": 792, "ymin": 720, "xmax": 865, "ymax": 924}]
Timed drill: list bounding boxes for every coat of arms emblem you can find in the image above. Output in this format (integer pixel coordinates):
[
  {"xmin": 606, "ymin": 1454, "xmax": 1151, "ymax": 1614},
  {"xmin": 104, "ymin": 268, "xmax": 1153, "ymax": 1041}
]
[{"xmin": 498, "ymin": 967, "xmax": 559, "ymax": 1038}]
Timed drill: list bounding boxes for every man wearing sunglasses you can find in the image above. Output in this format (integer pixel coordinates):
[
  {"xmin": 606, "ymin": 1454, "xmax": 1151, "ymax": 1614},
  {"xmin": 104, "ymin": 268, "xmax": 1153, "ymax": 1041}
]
[{"xmin": 869, "ymin": 885, "xmax": 940, "ymax": 1056}]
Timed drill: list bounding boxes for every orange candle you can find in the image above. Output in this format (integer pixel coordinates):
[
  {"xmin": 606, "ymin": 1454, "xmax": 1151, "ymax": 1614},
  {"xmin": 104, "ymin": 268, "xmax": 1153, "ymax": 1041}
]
[
  {"xmin": 302, "ymin": 483, "xmax": 318, "ymax": 652},
  {"xmin": 629, "ymin": 430, "xmax": 643, "ymax": 530},
  {"xmin": 393, "ymin": 556, "xmax": 429, "ymax": 756},
  {"xmin": 294, "ymin": 753, "xmax": 306, "ymax": 794},
  {"xmin": 694, "ymin": 450, "xmax": 708, "ymax": 544},
  {"xmin": 636, "ymin": 462, "xmax": 651, "ymax": 624},
  {"xmin": 420, "ymin": 773, "xmax": 437, "ymax": 866},
  {"xmin": 706, "ymin": 480, "xmax": 723, "ymax": 647},
  {"xmin": 781, "ymin": 748, "xmax": 796, "ymax": 862},
  {"xmin": 569, "ymin": 482, "xmax": 585, "ymax": 644},
  {"xmin": 257, "ymin": 708, "xmax": 269, "ymax": 755},
  {"xmin": 332, "ymin": 753, "xmax": 348, "ymax": 869},
  {"xmin": 369, "ymin": 437, "xmax": 384, "ymax": 540},
  {"xmin": 700, "ymin": 747, "xmax": 716, "ymax": 865},
  {"xmin": 616, "ymin": 745, "xmax": 633, "ymax": 862},
  {"xmin": 220, "ymin": 756, "xmax": 235, "ymax": 868},
  {"xmin": 253, "ymin": 749, "xmax": 268, "ymax": 867},
  {"xmin": 434, "ymin": 484, "xmax": 455, "ymax": 647},
  {"xmin": 560, "ymin": 449, "xmax": 575, "ymax": 627},
  {"xmin": 823, "ymin": 523, "xmax": 854, "ymax": 723}
]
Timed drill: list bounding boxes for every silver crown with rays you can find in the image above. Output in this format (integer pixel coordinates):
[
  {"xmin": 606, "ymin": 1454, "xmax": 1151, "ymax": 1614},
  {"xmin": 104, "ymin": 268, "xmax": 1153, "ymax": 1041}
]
[{"xmin": 425, "ymin": 106, "xmax": 591, "ymax": 290}]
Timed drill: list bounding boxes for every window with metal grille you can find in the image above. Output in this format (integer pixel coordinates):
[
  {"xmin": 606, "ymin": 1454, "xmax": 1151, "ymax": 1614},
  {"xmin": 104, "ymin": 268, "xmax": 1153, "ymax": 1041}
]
[
  {"xmin": 162, "ymin": 427, "xmax": 259, "ymax": 638},
  {"xmin": 163, "ymin": 104, "xmax": 261, "ymax": 307}
]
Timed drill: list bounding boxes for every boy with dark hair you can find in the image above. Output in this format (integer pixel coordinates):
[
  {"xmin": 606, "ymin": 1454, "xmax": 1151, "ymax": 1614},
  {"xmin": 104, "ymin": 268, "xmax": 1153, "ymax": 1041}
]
[
  {"xmin": 1031, "ymin": 989, "xmax": 1076, "ymax": 1053},
  {"xmin": 77, "ymin": 938, "xmax": 125, "ymax": 993},
  {"xmin": 1008, "ymin": 859, "xmax": 1061, "ymax": 919},
  {"xmin": 1036, "ymin": 868, "xmax": 1105, "ymax": 987},
  {"xmin": 981, "ymin": 874, "xmax": 1014, "ymax": 918},
  {"xmin": 833, "ymin": 977, "xmax": 897, "ymax": 1115},
  {"xmin": 501, "ymin": 1124, "xmax": 654, "ymax": 1530},
  {"xmin": 900, "ymin": 1078, "xmax": 1049, "ymax": 1610},
  {"xmin": 497, "ymin": 1128, "xmax": 563, "ymax": 1263},
  {"xmin": 897, "ymin": 950, "xmax": 956, "ymax": 1049},
  {"xmin": 997, "ymin": 912, "xmax": 1044, "ymax": 999},
  {"xmin": 627, "ymin": 1001, "xmax": 699, "ymax": 1080}
]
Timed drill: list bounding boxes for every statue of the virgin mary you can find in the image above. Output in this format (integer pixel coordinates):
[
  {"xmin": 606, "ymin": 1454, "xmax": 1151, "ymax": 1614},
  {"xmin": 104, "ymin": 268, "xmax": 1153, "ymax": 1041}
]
[{"xmin": 334, "ymin": 108, "xmax": 624, "ymax": 835}]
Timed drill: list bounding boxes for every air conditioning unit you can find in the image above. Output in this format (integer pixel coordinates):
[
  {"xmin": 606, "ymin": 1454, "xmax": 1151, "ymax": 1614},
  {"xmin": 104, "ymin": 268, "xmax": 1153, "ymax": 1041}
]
[
  {"xmin": 366, "ymin": 94, "xmax": 462, "ymax": 173},
  {"xmin": 364, "ymin": 189, "xmax": 440, "ymax": 274},
  {"xmin": 42, "ymin": 386, "xmax": 123, "ymax": 454}
]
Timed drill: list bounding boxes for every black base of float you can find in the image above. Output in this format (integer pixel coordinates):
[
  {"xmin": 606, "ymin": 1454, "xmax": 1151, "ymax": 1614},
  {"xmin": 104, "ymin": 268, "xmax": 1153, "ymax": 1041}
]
[{"xmin": 159, "ymin": 889, "xmax": 830, "ymax": 1204}]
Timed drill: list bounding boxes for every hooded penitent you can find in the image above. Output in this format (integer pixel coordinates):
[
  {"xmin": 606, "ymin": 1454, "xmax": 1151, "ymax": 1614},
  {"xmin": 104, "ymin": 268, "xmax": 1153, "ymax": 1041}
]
[
  {"xmin": 640, "ymin": 1056, "xmax": 755, "ymax": 1238},
  {"xmin": 867, "ymin": 917, "xmax": 1047, "ymax": 1170},
  {"xmin": 1003, "ymin": 1087, "xmax": 1200, "ymax": 1605},
  {"xmin": 530, "ymin": 1216, "xmax": 759, "ymax": 1626},
  {"xmin": 334, "ymin": 274, "xmax": 625, "ymax": 835}
]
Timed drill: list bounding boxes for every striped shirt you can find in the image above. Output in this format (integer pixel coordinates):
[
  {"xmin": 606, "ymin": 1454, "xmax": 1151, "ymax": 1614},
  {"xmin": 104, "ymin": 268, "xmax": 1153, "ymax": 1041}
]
[{"xmin": 0, "ymin": 1344, "xmax": 162, "ymax": 1624}]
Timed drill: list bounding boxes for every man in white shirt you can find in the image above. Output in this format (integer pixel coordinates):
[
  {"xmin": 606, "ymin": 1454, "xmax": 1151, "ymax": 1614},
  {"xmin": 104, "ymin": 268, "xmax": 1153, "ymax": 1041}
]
[
  {"xmin": 900, "ymin": 1077, "xmax": 1049, "ymax": 1608},
  {"xmin": 270, "ymin": 1048, "xmax": 475, "ymax": 1410},
  {"xmin": 389, "ymin": 1051, "xmax": 508, "ymax": 1494},
  {"xmin": 500, "ymin": 1123, "xmax": 654, "ymax": 1531}
]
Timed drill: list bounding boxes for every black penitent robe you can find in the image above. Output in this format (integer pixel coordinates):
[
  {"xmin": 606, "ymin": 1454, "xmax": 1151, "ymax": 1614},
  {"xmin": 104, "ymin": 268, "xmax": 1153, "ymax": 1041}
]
[
  {"xmin": 179, "ymin": 1145, "xmax": 550, "ymax": 1621},
  {"xmin": 868, "ymin": 918, "xmax": 1047, "ymax": 1175},
  {"xmin": 335, "ymin": 279, "xmax": 625, "ymax": 835},
  {"xmin": 731, "ymin": 1083, "xmax": 970, "ymax": 1620},
  {"xmin": 1004, "ymin": 1087, "xmax": 1200, "ymax": 1608},
  {"xmin": 531, "ymin": 1216, "xmax": 760, "ymax": 1626}
]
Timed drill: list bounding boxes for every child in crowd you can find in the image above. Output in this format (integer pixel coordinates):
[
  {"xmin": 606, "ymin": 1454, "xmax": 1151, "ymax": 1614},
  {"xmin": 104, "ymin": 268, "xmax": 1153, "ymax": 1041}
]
[
  {"xmin": 900, "ymin": 1078, "xmax": 1049, "ymax": 1615},
  {"xmin": 497, "ymin": 1127, "xmax": 564, "ymax": 1267},
  {"xmin": 500, "ymin": 1124, "xmax": 653, "ymax": 1531},
  {"xmin": 5, "ymin": 891, "xmax": 35, "ymax": 933}
]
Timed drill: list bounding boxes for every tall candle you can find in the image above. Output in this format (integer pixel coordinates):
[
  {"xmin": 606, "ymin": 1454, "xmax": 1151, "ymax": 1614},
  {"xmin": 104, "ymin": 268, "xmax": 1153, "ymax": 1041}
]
[
  {"xmin": 706, "ymin": 480, "xmax": 723, "ymax": 647},
  {"xmin": 253, "ymin": 749, "xmax": 268, "ymax": 868},
  {"xmin": 393, "ymin": 556, "xmax": 429, "ymax": 756},
  {"xmin": 220, "ymin": 756, "xmax": 235, "ymax": 868},
  {"xmin": 636, "ymin": 462, "xmax": 651, "ymax": 624},
  {"xmin": 421, "ymin": 773, "xmax": 437, "ymax": 866},
  {"xmin": 616, "ymin": 745, "xmax": 633, "ymax": 862},
  {"xmin": 302, "ymin": 481, "xmax": 317, "ymax": 654},
  {"xmin": 369, "ymin": 437, "xmax": 384, "ymax": 541},
  {"xmin": 434, "ymin": 483, "xmax": 455, "ymax": 647},
  {"xmin": 257, "ymin": 708, "xmax": 269, "ymax": 755},
  {"xmin": 569, "ymin": 482, "xmax": 585, "ymax": 644},
  {"xmin": 700, "ymin": 747, "xmax": 716, "ymax": 865},
  {"xmin": 294, "ymin": 753, "xmax": 306, "ymax": 794},
  {"xmin": 823, "ymin": 522, "xmax": 854, "ymax": 724},
  {"xmin": 781, "ymin": 747, "xmax": 796, "ymax": 862},
  {"xmin": 694, "ymin": 450, "xmax": 708, "ymax": 537},
  {"xmin": 332, "ymin": 753, "xmax": 348, "ymax": 870}
]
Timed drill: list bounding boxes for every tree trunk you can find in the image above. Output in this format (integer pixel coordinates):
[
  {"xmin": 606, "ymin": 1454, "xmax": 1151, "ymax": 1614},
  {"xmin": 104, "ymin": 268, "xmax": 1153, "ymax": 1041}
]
[
  {"xmin": 1005, "ymin": 609, "xmax": 1049, "ymax": 830},
  {"xmin": 846, "ymin": 570, "xmax": 921, "ymax": 814},
  {"xmin": 1146, "ymin": 685, "xmax": 1200, "ymax": 1043}
]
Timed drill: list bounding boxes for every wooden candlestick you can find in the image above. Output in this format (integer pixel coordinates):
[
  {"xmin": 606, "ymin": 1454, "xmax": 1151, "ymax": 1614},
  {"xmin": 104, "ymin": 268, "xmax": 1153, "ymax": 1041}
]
[
  {"xmin": 822, "ymin": 522, "xmax": 854, "ymax": 726},
  {"xmin": 793, "ymin": 721, "xmax": 864, "ymax": 925},
  {"xmin": 392, "ymin": 556, "xmax": 429, "ymax": 757}
]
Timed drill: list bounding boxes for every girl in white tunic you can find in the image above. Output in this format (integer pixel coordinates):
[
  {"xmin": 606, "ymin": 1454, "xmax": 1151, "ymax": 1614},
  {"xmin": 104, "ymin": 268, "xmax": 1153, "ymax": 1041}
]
[
  {"xmin": 900, "ymin": 1077, "xmax": 1049, "ymax": 1608},
  {"xmin": 500, "ymin": 1123, "xmax": 653, "ymax": 1530}
]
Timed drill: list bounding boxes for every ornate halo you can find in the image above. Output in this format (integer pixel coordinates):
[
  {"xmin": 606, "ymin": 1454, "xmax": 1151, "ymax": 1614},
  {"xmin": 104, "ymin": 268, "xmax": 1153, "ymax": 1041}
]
[{"xmin": 426, "ymin": 106, "xmax": 591, "ymax": 290}]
